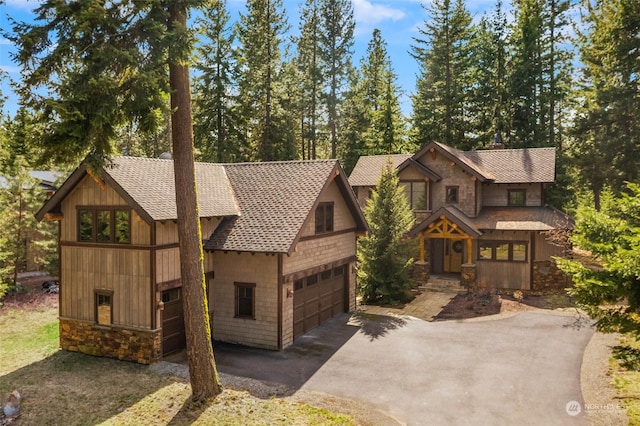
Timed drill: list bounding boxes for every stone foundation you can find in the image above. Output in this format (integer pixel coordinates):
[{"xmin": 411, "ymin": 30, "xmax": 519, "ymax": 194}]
[
  {"xmin": 60, "ymin": 318, "xmax": 161, "ymax": 364},
  {"xmin": 461, "ymin": 263, "xmax": 477, "ymax": 292},
  {"xmin": 412, "ymin": 261, "xmax": 430, "ymax": 286},
  {"xmin": 532, "ymin": 259, "xmax": 571, "ymax": 293}
]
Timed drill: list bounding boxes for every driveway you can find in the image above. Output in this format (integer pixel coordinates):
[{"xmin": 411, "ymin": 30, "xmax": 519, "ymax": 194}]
[
  {"xmin": 215, "ymin": 312, "xmax": 593, "ymax": 425},
  {"xmin": 213, "ymin": 311, "xmax": 594, "ymax": 425}
]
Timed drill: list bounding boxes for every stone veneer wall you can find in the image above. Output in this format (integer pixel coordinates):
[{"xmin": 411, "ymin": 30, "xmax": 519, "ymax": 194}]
[
  {"xmin": 60, "ymin": 318, "xmax": 161, "ymax": 364},
  {"xmin": 461, "ymin": 264, "xmax": 477, "ymax": 291},
  {"xmin": 532, "ymin": 259, "xmax": 571, "ymax": 293}
]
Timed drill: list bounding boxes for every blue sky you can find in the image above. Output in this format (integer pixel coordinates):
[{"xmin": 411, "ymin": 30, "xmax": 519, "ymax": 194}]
[{"xmin": 0, "ymin": 0, "xmax": 499, "ymax": 117}]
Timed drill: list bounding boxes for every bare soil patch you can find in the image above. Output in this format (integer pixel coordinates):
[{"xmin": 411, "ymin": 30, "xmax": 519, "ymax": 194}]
[
  {"xmin": 435, "ymin": 291, "xmax": 577, "ymax": 320},
  {"xmin": 1, "ymin": 275, "xmax": 58, "ymax": 311}
]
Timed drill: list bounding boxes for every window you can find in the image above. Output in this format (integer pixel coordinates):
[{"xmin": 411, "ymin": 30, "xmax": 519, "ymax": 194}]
[
  {"xmin": 235, "ymin": 282, "xmax": 255, "ymax": 318},
  {"xmin": 446, "ymin": 186, "xmax": 459, "ymax": 204},
  {"xmin": 306, "ymin": 274, "xmax": 318, "ymax": 286},
  {"xmin": 321, "ymin": 270, "xmax": 332, "ymax": 281},
  {"xmin": 95, "ymin": 291, "xmax": 113, "ymax": 325},
  {"xmin": 315, "ymin": 203, "xmax": 334, "ymax": 234},
  {"xmin": 161, "ymin": 288, "xmax": 180, "ymax": 303},
  {"xmin": 401, "ymin": 181, "xmax": 427, "ymax": 210},
  {"xmin": 508, "ymin": 189, "xmax": 526, "ymax": 206},
  {"xmin": 78, "ymin": 208, "xmax": 131, "ymax": 243},
  {"xmin": 477, "ymin": 241, "xmax": 528, "ymax": 262}
]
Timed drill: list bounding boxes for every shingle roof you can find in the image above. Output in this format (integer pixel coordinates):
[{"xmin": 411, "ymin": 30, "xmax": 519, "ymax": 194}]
[
  {"xmin": 104, "ymin": 157, "xmax": 240, "ymax": 221},
  {"xmin": 348, "ymin": 154, "xmax": 411, "ymax": 187},
  {"xmin": 349, "ymin": 142, "xmax": 556, "ymax": 186},
  {"xmin": 205, "ymin": 160, "xmax": 343, "ymax": 253},
  {"xmin": 471, "ymin": 206, "xmax": 573, "ymax": 231},
  {"xmin": 464, "ymin": 148, "xmax": 556, "ymax": 183}
]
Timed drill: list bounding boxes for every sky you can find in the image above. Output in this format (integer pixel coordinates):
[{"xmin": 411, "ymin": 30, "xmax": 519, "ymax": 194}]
[{"xmin": 0, "ymin": 0, "xmax": 499, "ymax": 117}]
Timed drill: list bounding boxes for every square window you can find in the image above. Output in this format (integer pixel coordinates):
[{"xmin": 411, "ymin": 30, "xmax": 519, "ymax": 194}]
[
  {"xmin": 508, "ymin": 189, "xmax": 526, "ymax": 206},
  {"xmin": 96, "ymin": 291, "xmax": 113, "ymax": 325},
  {"xmin": 446, "ymin": 186, "xmax": 459, "ymax": 203},
  {"xmin": 235, "ymin": 283, "xmax": 255, "ymax": 318},
  {"xmin": 306, "ymin": 274, "xmax": 318, "ymax": 286},
  {"xmin": 321, "ymin": 270, "xmax": 332, "ymax": 280}
]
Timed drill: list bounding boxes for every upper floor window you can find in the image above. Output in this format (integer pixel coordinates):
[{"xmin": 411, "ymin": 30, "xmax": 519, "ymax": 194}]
[
  {"xmin": 446, "ymin": 186, "xmax": 459, "ymax": 204},
  {"xmin": 400, "ymin": 181, "xmax": 427, "ymax": 210},
  {"xmin": 508, "ymin": 189, "xmax": 526, "ymax": 206},
  {"xmin": 78, "ymin": 207, "xmax": 131, "ymax": 244},
  {"xmin": 315, "ymin": 202, "xmax": 334, "ymax": 234}
]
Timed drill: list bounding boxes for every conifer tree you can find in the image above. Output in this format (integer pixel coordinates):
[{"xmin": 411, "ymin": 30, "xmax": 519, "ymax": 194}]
[
  {"xmin": 320, "ymin": 0, "xmax": 355, "ymax": 159},
  {"xmin": 360, "ymin": 29, "xmax": 407, "ymax": 155},
  {"xmin": 11, "ymin": 0, "xmax": 222, "ymax": 400},
  {"xmin": 236, "ymin": 0, "xmax": 294, "ymax": 161},
  {"xmin": 358, "ymin": 161, "xmax": 415, "ymax": 305},
  {"xmin": 557, "ymin": 184, "xmax": 640, "ymax": 337},
  {"xmin": 193, "ymin": 0, "xmax": 246, "ymax": 163},
  {"xmin": 411, "ymin": 0, "xmax": 474, "ymax": 149}
]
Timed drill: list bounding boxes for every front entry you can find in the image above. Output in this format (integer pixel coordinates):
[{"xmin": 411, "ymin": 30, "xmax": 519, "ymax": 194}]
[{"xmin": 444, "ymin": 238, "xmax": 463, "ymax": 273}]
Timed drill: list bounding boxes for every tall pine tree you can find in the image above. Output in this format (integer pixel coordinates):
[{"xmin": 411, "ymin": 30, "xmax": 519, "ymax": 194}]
[{"xmin": 411, "ymin": 0, "xmax": 474, "ymax": 149}]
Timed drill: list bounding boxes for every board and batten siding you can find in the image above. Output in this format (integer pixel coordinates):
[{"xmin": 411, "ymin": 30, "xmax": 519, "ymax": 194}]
[
  {"xmin": 206, "ymin": 252, "xmax": 279, "ymax": 349},
  {"xmin": 60, "ymin": 175, "xmax": 152, "ymax": 328},
  {"xmin": 482, "ymin": 183, "xmax": 543, "ymax": 207},
  {"xmin": 475, "ymin": 230, "xmax": 531, "ymax": 290}
]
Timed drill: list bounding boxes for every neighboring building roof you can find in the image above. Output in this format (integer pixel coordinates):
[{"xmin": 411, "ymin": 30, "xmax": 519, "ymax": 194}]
[
  {"xmin": 348, "ymin": 154, "xmax": 411, "ymax": 187},
  {"xmin": 205, "ymin": 160, "xmax": 367, "ymax": 254},
  {"xmin": 0, "ymin": 170, "xmax": 63, "ymax": 191},
  {"xmin": 471, "ymin": 207, "xmax": 574, "ymax": 231},
  {"xmin": 349, "ymin": 141, "xmax": 557, "ymax": 186},
  {"xmin": 104, "ymin": 157, "xmax": 240, "ymax": 221}
]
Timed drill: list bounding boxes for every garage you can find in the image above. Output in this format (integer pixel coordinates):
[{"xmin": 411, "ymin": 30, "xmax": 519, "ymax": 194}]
[
  {"xmin": 293, "ymin": 265, "xmax": 347, "ymax": 338},
  {"xmin": 161, "ymin": 288, "xmax": 186, "ymax": 355}
]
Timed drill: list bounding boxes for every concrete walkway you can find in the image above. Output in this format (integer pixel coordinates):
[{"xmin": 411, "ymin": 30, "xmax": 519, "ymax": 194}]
[{"xmin": 358, "ymin": 275, "xmax": 464, "ymax": 321}]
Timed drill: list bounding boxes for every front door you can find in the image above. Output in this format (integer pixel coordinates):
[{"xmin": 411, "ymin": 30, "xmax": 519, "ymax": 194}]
[{"xmin": 444, "ymin": 239, "xmax": 463, "ymax": 273}]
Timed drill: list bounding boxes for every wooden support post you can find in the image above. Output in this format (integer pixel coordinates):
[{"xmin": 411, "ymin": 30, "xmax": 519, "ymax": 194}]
[
  {"xmin": 466, "ymin": 238, "xmax": 473, "ymax": 264},
  {"xmin": 419, "ymin": 234, "xmax": 425, "ymax": 263}
]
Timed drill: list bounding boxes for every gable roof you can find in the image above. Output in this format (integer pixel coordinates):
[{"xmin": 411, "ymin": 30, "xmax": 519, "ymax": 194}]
[
  {"xmin": 205, "ymin": 160, "xmax": 367, "ymax": 254},
  {"xmin": 409, "ymin": 206, "xmax": 482, "ymax": 238},
  {"xmin": 37, "ymin": 157, "xmax": 240, "ymax": 222},
  {"xmin": 350, "ymin": 141, "xmax": 557, "ymax": 186},
  {"xmin": 348, "ymin": 154, "xmax": 411, "ymax": 187},
  {"xmin": 463, "ymin": 148, "xmax": 556, "ymax": 184}
]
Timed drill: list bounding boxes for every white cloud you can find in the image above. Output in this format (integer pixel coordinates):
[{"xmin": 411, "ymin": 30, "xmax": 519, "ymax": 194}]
[
  {"xmin": 0, "ymin": 64, "xmax": 20, "ymax": 74},
  {"xmin": 353, "ymin": 0, "xmax": 406, "ymax": 26}
]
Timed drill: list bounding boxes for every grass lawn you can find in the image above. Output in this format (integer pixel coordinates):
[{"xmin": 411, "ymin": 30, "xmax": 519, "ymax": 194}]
[
  {"xmin": 611, "ymin": 336, "xmax": 640, "ymax": 424},
  {"xmin": 0, "ymin": 301, "xmax": 354, "ymax": 425}
]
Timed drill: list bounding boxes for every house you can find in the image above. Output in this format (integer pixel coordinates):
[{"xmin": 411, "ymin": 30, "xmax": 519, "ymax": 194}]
[
  {"xmin": 349, "ymin": 141, "xmax": 572, "ymax": 292},
  {"xmin": 36, "ymin": 157, "xmax": 367, "ymax": 364}
]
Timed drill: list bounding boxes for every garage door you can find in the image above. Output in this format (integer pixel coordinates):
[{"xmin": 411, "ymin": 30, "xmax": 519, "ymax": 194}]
[
  {"xmin": 161, "ymin": 288, "xmax": 186, "ymax": 355},
  {"xmin": 293, "ymin": 265, "xmax": 346, "ymax": 338}
]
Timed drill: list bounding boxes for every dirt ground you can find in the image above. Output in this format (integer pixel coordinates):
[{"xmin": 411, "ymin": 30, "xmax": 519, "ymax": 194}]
[
  {"xmin": 1, "ymin": 274, "xmax": 58, "ymax": 311},
  {"xmin": 435, "ymin": 291, "xmax": 577, "ymax": 320}
]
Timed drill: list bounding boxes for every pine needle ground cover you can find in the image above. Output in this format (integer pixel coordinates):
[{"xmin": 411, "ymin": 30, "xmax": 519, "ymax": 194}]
[{"xmin": 0, "ymin": 299, "xmax": 353, "ymax": 425}]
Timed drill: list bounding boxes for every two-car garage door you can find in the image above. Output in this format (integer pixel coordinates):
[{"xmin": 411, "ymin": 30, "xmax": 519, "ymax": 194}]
[{"xmin": 293, "ymin": 265, "xmax": 347, "ymax": 338}]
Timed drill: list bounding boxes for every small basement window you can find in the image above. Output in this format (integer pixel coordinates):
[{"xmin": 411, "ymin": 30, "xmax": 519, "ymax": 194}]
[
  {"xmin": 95, "ymin": 291, "xmax": 113, "ymax": 326},
  {"xmin": 235, "ymin": 282, "xmax": 256, "ymax": 319}
]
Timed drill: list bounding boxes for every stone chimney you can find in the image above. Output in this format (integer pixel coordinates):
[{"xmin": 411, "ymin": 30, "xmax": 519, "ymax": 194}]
[{"xmin": 491, "ymin": 132, "xmax": 504, "ymax": 149}]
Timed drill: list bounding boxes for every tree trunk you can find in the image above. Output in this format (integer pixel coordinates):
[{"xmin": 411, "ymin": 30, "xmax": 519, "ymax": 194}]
[{"xmin": 167, "ymin": 4, "xmax": 222, "ymax": 401}]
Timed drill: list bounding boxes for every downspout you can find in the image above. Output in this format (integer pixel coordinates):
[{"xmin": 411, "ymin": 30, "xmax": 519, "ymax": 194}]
[{"xmin": 277, "ymin": 253, "xmax": 283, "ymax": 350}]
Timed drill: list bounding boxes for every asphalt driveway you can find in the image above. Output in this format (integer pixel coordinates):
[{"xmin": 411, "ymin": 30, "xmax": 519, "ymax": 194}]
[{"xmin": 214, "ymin": 311, "xmax": 594, "ymax": 425}]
